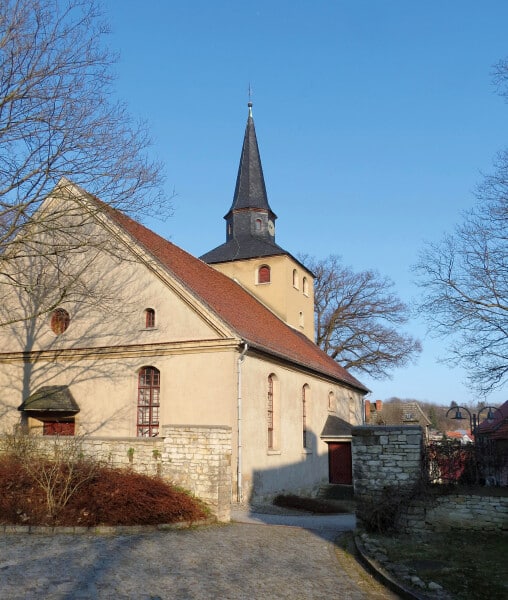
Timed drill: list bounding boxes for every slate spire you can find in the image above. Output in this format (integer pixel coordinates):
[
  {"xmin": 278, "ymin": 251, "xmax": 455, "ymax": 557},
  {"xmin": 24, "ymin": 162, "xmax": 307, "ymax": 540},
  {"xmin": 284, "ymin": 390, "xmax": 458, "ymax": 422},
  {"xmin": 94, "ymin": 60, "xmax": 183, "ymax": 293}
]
[
  {"xmin": 200, "ymin": 103, "xmax": 287, "ymax": 264},
  {"xmin": 226, "ymin": 102, "xmax": 276, "ymax": 219}
]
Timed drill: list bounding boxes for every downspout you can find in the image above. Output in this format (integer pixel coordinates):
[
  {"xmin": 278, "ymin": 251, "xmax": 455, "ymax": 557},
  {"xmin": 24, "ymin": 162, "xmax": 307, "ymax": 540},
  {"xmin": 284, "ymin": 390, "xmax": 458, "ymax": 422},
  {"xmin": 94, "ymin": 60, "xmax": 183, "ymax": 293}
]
[{"xmin": 237, "ymin": 341, "xmax": 248, "ymax": 503}]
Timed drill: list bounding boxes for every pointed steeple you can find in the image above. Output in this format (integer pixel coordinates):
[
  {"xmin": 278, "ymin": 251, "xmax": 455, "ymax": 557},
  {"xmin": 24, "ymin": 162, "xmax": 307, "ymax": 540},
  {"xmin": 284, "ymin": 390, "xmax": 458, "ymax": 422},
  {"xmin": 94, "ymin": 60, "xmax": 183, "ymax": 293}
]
[
  {"xmin": 226, "ymin": 102, "xmax": 275, "ymax": 218},
  {"xmin": 201, "ymin": 103, "xmax": 287, "ymax": 264}
]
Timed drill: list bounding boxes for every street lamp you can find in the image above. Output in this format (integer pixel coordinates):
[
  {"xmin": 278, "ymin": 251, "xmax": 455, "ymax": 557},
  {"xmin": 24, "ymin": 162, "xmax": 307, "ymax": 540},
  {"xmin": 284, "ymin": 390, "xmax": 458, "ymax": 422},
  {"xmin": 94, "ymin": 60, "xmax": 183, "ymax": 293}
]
[{"xmin": 446, "ymin": 405, "xmax": 501, "ymax": 439}]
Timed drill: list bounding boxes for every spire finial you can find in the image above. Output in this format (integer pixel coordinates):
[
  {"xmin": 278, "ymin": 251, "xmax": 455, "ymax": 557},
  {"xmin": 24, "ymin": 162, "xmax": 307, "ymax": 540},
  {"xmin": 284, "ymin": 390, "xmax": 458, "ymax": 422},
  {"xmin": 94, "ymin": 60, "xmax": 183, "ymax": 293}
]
[{"xmin": 248, "ymin": 83, "xmax": 253, "ymax": 117}]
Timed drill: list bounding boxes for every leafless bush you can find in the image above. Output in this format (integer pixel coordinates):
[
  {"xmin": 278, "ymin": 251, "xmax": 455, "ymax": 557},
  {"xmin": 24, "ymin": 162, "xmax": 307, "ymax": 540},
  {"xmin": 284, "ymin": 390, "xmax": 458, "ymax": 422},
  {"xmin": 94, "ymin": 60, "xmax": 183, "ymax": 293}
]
[{"xmin": 0, "ymin": 429, "xmax": 99, "ymax": 521}]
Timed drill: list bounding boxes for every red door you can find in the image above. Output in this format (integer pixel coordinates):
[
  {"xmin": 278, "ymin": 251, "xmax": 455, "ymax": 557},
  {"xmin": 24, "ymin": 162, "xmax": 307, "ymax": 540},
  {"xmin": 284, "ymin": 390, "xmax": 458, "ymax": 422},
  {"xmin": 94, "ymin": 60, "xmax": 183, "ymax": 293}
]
[
  {"xmin": 328, "ymin": 442, "xmax": 352, "ymax": 484},
  {"xmin": 43, "ymin": 421, "xmax": 75, "ymax": 436}
]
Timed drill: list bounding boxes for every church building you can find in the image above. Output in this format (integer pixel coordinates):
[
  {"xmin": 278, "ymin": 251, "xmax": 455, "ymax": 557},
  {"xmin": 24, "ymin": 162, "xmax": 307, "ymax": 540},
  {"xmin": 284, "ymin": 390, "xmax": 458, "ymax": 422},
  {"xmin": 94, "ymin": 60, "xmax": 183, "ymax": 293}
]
[{"xmin": 0, "ymin": 104, "xmax": 368, "ymax": 502}]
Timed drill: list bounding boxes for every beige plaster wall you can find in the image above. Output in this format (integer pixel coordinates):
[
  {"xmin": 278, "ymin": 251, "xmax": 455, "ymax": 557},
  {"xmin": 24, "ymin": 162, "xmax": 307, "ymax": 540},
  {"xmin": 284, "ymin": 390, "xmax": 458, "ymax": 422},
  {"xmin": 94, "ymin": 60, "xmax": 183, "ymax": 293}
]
[
  {"xmin": 0, "ymin": 243, "xmax": 224, "ymax": 354},
  {"xmin": 0, "ymin": 345, "xmax": 238, "ymax": 438},
  {"xmin": 238, "ymin": 352, "xmax": 364, "ymax": 502},
  {"xmin": 211, "ymin": 255, "xmax": 315, "ymax": 341}
]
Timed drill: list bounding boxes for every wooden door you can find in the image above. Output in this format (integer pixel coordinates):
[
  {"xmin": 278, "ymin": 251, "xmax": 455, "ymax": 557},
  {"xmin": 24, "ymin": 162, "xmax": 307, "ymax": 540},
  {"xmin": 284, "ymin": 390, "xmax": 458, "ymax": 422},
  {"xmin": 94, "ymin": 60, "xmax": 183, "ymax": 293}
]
[
  {"xmin": 328, "ymin": 442, "xmax": 352, "ymax": 484},
  {"xmin": 43, "ymin": 421, "xmax": 75, "ymax": 436}
]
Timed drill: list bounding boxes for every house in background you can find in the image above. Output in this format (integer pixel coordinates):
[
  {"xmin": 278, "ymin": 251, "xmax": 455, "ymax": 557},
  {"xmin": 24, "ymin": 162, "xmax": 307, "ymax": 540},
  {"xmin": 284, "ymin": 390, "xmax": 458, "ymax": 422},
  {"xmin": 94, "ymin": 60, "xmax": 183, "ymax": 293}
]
[
  {"xmin": 365, "ymin": 399, "xmax": 432, "ymax": 439},
  {"xmin": 0, "ymin": 104, "xmax": 368, "ymax": 502}
]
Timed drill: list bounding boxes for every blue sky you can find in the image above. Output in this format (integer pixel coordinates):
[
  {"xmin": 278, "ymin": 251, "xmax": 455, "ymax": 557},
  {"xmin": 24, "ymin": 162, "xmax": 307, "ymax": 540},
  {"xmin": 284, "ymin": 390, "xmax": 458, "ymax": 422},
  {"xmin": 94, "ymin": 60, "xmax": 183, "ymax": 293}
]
[{"xmin": 104, "ymin": 1, "xmax": 508, "ymax": 406}]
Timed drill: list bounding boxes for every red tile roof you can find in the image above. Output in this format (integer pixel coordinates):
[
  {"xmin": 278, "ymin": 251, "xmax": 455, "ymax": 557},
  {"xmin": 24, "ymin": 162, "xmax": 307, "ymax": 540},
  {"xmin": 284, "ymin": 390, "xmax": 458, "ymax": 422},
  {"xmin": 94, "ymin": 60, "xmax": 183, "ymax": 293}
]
[
  {"xmin": 477, "ymin": 399, "xmax": 508, "ymax": 440},
  {"xmin": 102, "ymin": 203, "xmax": 368, "ymax": 392}
]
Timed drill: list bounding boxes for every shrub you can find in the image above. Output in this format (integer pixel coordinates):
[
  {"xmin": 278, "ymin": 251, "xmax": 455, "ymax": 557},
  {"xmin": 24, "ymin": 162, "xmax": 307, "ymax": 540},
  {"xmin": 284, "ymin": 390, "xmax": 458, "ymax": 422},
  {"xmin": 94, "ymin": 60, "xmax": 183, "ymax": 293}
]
[{"xmin": 0, "ymin": 432, "xmax": 209, "ymax": 526}]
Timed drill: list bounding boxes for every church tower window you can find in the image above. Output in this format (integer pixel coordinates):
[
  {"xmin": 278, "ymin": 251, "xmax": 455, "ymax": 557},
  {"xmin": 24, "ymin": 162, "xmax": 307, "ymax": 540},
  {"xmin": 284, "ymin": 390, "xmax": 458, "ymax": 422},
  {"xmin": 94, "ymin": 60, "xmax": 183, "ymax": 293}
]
[
  {"xmin": 303, "ymin": 277, "xmax": 309, "ymax": 296},
  {"xmin": 258, "ymin": 265, "xmax": 271, "ymax": 284},
  {"xmin": 293, "ymin": 269, "xmax": 299, "ymax": 289}
]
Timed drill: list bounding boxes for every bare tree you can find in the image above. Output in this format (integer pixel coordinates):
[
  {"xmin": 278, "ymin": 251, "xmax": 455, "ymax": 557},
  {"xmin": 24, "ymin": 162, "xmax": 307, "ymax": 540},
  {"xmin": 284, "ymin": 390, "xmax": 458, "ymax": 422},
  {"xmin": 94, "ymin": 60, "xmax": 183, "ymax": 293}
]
[
  {"xmin": 414, "ymin": 195, "xmax": 508, "ymax": 396},
  {"xmin": 301, "ymin": 254, "xmax": 421, "ymax": 379},
  {"xmin": 414, "ymin": 58, "xmax": 508, "ymax": 397},
  {"xmin": 0, "ymin": 0, "xmax": 167, "ymax": 258}
]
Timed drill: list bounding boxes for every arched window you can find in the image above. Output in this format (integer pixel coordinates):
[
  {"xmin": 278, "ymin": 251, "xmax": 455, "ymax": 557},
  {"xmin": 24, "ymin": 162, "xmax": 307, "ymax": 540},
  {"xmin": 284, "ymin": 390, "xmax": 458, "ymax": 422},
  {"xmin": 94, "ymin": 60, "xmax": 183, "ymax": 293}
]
[
  {"xmin": 258, "ymin": 265, "xmax": 271, "ymax": 284},
  {"xmin": 328, "ymin": 391, "xmax": 335, "ymax": 411},
  {"xmin": 268, "ymin": 375, "xmax": 274, "ymax": 449},
  {"xmin": 303, "ymin": 277, "xmax": 309, "ymax": 296},
  {"xmin": 267, "ymin": 373, "xmax": 279, "ymax": 450},
  {"xmin": 302, "ymin": 384, "xmax": 310, "ymax": 449},
  {"xmin": 255, "ymin": 218, "xmax": 262, "ymax": 231},
  {"xmin": 292, "ymin": 269, "xmax": 299, "ymax": 289},
  {"xmin": 145, "ymin": 308, "xmax": 155, "ymax": 328},
  {"xmin": 50, "ymin": 308, "xmax": 70, "ymax": 335},
  {"xmin": 137, "ymin": 366, "xmax": 160, "ymax": 437},
  {"xmin": 299, "ymin": 311, "xmax": 304, "ymax": 327}
]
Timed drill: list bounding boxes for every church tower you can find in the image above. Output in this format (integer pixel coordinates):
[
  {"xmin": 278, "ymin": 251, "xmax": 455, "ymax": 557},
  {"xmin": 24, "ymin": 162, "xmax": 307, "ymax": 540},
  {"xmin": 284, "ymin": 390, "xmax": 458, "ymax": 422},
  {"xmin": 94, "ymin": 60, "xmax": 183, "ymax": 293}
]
[{"xmin": 201, "ymin": 103, "xmax": 315, "ymax": 341}]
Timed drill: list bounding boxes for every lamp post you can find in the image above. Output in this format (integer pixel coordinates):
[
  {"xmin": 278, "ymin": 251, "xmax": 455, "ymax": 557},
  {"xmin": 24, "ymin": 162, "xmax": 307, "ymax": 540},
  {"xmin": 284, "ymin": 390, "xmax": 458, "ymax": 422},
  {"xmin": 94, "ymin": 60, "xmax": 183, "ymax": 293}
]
[{"xmin": 446, "ymin": 405, "xmax": 501, "ymax": 440}]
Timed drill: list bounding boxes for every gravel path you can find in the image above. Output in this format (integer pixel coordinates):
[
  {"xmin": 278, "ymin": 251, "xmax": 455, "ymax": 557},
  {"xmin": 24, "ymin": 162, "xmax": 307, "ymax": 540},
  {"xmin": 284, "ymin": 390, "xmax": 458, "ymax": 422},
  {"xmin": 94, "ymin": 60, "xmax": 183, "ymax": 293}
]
[{"xmin": 0, "ymin": 518, "xmax": 399, "ymax": 599}]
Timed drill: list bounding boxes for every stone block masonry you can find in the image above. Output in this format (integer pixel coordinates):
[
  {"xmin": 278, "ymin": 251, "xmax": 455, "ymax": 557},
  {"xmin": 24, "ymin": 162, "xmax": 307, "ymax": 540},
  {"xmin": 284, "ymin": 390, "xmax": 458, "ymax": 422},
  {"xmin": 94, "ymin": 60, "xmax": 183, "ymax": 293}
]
[
  {"xmin": 161, "ymin": 425, "xmax": 232, "ymax": 523},
  {"xmin": 0, "ymin": 425, "xmax": 232, "ymax": 522},
  {"xmin": 398, "ymin": 493, "xmax": 508, "ymax": 535},
  {"xmin": 351, "ymin": 424, "xmax": 508, "ymax": 534},
  {"xmin": 351, "ymin": 425, "xmax": 423, "ymax": 499}
]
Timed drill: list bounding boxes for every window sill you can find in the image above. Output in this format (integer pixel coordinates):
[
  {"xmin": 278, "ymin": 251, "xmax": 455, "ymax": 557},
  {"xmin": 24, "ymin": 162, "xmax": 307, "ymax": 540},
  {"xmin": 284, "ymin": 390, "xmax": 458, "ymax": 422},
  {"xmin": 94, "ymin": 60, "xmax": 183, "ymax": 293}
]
[
  {"xmin": 140, "ymin": 327, "xmax": 158, "ymax": 331},
  {"xmin": 267, "ymin": 450, "xmax": 281, "ymax": 455},
  {"xmin": 302, "ymin": 448, "xmax": 312, "ymax": 455}
]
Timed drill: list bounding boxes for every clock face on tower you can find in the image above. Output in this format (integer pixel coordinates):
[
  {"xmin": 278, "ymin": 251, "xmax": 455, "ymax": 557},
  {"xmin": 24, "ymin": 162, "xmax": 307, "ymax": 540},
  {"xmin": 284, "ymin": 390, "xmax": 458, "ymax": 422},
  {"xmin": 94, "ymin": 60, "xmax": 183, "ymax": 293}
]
[{"xmin": 267, "ymin": 220, "xmax": 275, "ymax": 235}]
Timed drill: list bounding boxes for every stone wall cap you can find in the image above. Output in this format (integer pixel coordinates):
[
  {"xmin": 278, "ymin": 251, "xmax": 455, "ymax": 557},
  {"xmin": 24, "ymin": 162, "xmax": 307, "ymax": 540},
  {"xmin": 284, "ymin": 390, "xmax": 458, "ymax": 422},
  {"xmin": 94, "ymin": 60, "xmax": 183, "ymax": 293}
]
[{"xmin": 352, "ymin": 425, "xmax": 423, "ymax": 434}]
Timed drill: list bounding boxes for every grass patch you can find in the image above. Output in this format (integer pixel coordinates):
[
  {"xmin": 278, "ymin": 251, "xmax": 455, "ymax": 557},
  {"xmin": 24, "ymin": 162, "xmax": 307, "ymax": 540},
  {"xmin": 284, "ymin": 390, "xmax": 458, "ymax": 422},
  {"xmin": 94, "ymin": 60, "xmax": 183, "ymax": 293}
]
[
  {"xmin": 0, "ymin": 454, "xmax": 209, "ymax": 526},
  {"xmin": 272, "ymin": 494, "xmax": 353, "ymax": 513},
  {"xmin": 369, "ymin": 531, "xmax": 508, "ymax": 600}
]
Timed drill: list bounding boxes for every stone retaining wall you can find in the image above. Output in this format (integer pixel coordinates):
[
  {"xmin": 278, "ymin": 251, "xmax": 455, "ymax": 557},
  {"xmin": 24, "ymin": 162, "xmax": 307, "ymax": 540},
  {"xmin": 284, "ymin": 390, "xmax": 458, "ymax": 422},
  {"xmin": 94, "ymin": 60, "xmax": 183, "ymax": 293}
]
[
  {"xmin": 0, "ymin": 425, "xmax": 232, "ymax": 522},
  {"xmin": 399, "ymin": 494, "xmax": 508, "ymax": 535},
  {"xmin": 352, "ymin": 425, "xmax": 507, "ymax": 534}
]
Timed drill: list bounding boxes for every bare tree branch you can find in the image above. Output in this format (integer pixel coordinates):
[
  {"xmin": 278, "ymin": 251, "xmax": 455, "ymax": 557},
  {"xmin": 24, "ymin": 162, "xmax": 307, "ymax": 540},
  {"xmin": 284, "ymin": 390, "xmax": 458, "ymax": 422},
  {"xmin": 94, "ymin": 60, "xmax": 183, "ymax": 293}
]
[
  {"xmin": 0, "ymin": 0, "xmax": 168, "ymax": 258},
  {"xmin": 300, "ymin": 254, "xmax": 421, "ymax": 379},
  {"xmin": 415, "ymin": 52, "xmax": 508, "ymax": 396}
]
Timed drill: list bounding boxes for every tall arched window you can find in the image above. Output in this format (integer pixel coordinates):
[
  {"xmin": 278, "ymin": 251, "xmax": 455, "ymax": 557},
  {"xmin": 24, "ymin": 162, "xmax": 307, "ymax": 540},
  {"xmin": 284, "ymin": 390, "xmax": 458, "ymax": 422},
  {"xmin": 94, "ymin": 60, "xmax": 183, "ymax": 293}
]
[
  {"xmin": 302, "ymin": 384, "xmax": 309, "ymax": 449},
  {"xmin": 267, "ymin": 373, "xmax": 279, "ymax": 450},
  {"xmin": 258, "ymin": 265, "xmax": 271, "ymax": 284},
  {"xmin": 137, "ymin": 366, "xmax": 160, "ymax": 437},
  {"xmin": 145, "ymin": 308, "xmax": 156, "ymax": 328},
  {"xmin": 255, "ymin": 218, "xmax": 262, "ymax": 231},
  {"xmin": 267, "ymin": 375, "xmax": 274, "ymax": 449},
  {"xmin": 328, "ymin": 391, "xmax": 335, "ymax": 411},
  {"xmin": 292, "ymin": 269, "xmax": 299, "ymax": 289}
]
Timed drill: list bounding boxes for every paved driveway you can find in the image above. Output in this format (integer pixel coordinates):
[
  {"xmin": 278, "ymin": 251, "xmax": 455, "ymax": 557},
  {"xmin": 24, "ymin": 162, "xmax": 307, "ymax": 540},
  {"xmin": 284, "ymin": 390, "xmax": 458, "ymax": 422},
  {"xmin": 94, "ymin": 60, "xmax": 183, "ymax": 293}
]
[{"xmin": 0, "ymin": 509, "xmax": 399, "ymax": 599}]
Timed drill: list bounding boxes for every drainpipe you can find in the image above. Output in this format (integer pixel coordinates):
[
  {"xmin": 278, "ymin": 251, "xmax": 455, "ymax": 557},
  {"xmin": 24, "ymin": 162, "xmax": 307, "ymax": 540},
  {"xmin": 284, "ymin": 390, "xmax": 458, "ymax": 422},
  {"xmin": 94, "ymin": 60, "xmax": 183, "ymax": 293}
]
[{"xmin": 237, "ymin": 341, "xmax": 248, "ymax": 503}]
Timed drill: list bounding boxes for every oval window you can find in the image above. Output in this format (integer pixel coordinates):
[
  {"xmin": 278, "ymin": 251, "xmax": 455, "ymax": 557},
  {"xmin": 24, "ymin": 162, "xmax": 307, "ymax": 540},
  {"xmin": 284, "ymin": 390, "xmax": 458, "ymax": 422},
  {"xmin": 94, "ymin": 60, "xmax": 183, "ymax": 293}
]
[{"xmin": 50, "ymin": 308, "xmax": 70, "ymax": 335}]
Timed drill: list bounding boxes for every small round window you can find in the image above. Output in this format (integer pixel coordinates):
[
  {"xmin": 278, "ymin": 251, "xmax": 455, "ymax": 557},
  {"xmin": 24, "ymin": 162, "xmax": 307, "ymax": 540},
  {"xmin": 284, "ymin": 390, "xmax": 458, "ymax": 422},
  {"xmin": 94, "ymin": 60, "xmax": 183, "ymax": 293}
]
[{"xmin": 50, "ymin": 308, "xmax": 70, "ymax": 335}]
